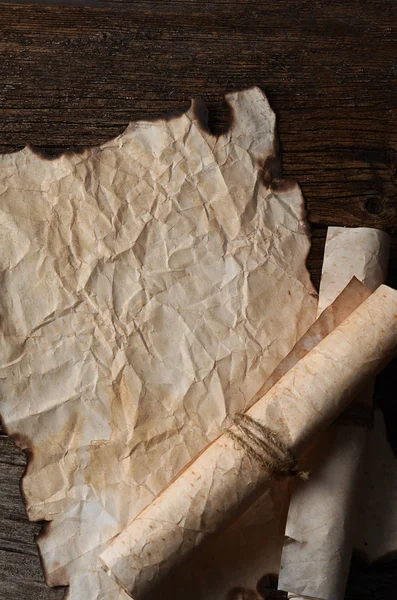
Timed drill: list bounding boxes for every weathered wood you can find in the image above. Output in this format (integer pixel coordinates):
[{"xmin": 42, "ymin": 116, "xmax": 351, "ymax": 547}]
[
  {"xmin": 0, "ymin": 435, "xmax": 65, "ymax": 600},
  {"xmin": 1, "ymin": 1, "xmax": 397, "ymax": 598}
]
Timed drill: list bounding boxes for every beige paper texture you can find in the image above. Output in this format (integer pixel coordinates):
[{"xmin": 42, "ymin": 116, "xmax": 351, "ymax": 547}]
[
  {"xmin": 278, "ymin": 226, "xmax": 390, "ymax": 600},
  {"xmin": 101, "ymin": 284, "xmax": 397, "ymax": 599},
  {"xmin": 0, "ymin": 87, "xmax": 318, "ymax": 600}
]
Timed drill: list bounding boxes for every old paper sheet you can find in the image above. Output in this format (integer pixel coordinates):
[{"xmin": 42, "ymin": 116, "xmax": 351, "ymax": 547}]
[
  {"xmin": 0, "ymin": 87, "xmax": 318, "ymax": 600},
  {"xmin": 101, "ymin": 283, "xmax": 397, "ymax": 599},
  {"xmin": 278, "ymin": 226, "xmax": 390, "ymax": 600}
]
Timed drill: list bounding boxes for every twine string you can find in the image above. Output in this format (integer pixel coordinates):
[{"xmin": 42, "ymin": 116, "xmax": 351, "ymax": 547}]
[{"xmin": 227, "ymin": 413, "xmax": 310, "ymax": 481}]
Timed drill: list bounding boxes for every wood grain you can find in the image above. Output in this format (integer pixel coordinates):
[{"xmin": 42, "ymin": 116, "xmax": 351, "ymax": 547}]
[{"xmin": 0, "ymin": 1, "xmax": 397, "ymax": 598}]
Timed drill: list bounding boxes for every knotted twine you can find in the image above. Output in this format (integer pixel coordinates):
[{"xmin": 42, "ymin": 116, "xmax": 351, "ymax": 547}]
[{"xmin": 227, "ymin": 413, "xmax": 310, "ymax": 481}]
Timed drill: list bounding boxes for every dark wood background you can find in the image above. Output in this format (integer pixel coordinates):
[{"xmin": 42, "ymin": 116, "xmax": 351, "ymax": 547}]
[{"xmin": 1, "ymin": 1, "xmax": 397, "ymax": 598}]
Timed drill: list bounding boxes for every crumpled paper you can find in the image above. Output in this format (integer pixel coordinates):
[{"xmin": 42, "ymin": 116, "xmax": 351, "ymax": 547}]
[
  {"xmin": 0, "ymin": 87, "xmax": 317, "ymax": 600},
  {"xmin": 278, "ymin": 227, "xmax": 390, "ymax": 600}
]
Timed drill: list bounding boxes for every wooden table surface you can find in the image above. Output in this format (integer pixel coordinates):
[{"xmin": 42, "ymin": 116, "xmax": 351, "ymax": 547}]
[{"xmin": 1, "ymin": 1, "xmax": 397, "ymax": 598}]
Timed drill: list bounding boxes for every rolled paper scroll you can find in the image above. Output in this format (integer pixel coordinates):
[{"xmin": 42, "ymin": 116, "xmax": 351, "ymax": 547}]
[
  {"xmin": 101, "ymin": 282, "xmax": 397, "ymax": 600},
  {"xmin": 278, "ymin": 226, "xmax": 390, "ymax": 600}
]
